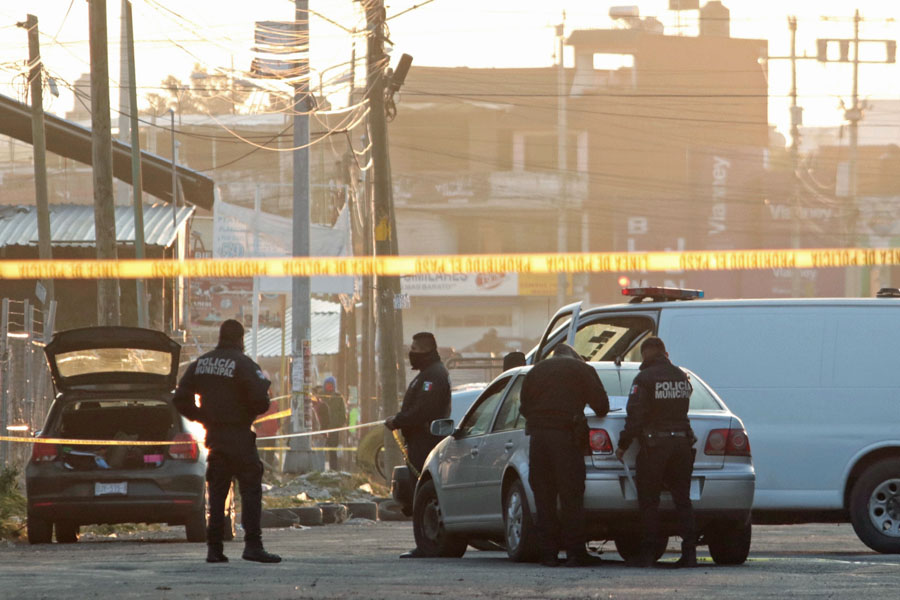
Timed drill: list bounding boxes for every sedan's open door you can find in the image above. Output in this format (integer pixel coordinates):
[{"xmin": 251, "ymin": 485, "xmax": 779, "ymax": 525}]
[{"xmin": 529, "ymin": 301, "xmax": 582, "ymax": 364}]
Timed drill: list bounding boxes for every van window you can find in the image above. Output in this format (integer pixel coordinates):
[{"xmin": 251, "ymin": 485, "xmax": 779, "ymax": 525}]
[{"xmin": 573, "ymin": 316, "xmax": 655, "ymax": 362}]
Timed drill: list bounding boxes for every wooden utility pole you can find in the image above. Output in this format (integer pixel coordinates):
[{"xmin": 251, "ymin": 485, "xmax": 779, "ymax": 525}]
[
  {"xmin": 18, "ymin": 15, "xmax": 54, "ymax": 305},
  {"xmin": 365, "ymin": 0, "xmax": 403, "ymax": 473},
  {"xmin": 88, "ymin": 0, "xmax": 120, "ymax": 325},
  {"xmin": 124, "ymin": 0, "xmax": 148, "ymax": 328}
]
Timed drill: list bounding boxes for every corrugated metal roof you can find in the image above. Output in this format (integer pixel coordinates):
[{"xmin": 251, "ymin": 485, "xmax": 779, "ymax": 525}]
[
  {"xmin": 0, "ymin": 203, "xmax": 193, "ymax": 248},
  {"xmin": 245, "ymin": 298, "xmax": 341, "ymax": 357}
]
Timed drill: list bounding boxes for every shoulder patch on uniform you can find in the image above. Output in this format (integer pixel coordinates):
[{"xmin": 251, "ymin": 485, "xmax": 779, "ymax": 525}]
[
  {"xmin": 422, "ymin": 381, "xmax": 433, "ymax": 391},
  {"xmin": 630, "ymin": 384, "xmax": 638, "ymax": 395},
  {"xmin": 256, "ymin": 369, "xmax": 266, "ymax": 379}
]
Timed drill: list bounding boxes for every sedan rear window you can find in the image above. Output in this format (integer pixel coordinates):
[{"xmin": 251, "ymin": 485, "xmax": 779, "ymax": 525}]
[
  {"xmin": 55, "ymin": 348, "xmax": 173, "ymax": 377},
  {"xmin": 593, "ymin": 368, "xmax": 722, "ymax": 411}
]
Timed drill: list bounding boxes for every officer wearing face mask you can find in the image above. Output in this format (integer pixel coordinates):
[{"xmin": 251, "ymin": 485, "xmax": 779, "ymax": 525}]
[
  {"xmin": 385, "ymin": 331, "xmax": 451, "ymax": 474},
  {"xmin": 385, "ymin": 332, "xmax": 451, "ymax": 558}
]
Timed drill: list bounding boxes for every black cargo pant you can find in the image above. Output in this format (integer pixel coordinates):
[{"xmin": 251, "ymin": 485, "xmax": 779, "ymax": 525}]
[
  {"xmin": 206, "ymin": 430, "xmax": 264, "ymax": 546},
  {"xmin": 635, "ymin": 436, "xmax": 695, "ymax": 552},
  {"xmin": 527, "ymin": 428, "xmax": 586, "ymax": 559}
]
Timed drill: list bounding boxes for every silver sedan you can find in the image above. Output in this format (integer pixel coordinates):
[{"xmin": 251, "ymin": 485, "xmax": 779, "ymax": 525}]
[{"xmin": 411, "ymin": 362, "xmax": 756, "ymax": 565}]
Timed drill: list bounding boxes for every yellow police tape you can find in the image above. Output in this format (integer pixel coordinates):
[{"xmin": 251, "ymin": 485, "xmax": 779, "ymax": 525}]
[
  {"xmin": 0, "ymin": 420, "xmax": 382, "ymax": 446},
  {"xmin": 254, "ymin": 408, "xmax": 292, "ymax": 425},
  {"xmin": 0, "ymin": 435, "xmax": 181, "ymax": 446},
  {"xmin": 257, "ymin": 446, "xmax": 358, "ymax": 452},
  {"xmin": 2, "ymin": 247, "xmax": 899, "ymax": 279}
]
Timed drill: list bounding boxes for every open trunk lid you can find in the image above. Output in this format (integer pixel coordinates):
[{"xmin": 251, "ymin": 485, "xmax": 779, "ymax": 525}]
[{"xmin": 45, "ymin": 327, "xmax": 181, "ymax": 393}]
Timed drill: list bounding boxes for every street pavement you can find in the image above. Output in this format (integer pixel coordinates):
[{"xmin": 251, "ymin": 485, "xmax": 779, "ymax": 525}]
[{"xmin": 0, "ymin": 522, "xmax": 896, "ymax": 599}]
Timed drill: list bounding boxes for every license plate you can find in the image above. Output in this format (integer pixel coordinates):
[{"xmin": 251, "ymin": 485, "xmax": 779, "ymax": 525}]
[{"xmin": 94, "ymin": 481, "xmax": 127, "ymax": 496}]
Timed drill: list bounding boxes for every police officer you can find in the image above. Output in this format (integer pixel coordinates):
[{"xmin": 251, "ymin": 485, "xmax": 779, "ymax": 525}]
[
  {"xmin": 385, "ymin": 331, "xmax": 451, "ymax": 559},
  {"xmin": 615, "ymin": 336, "xmax": 696, "ymax": 568},
  {"xmin": 521, "ymin": 343, "xmax": 609, "ymax": 567},
  {"xmin": 174, "ymin": 319, "xmax": 281, "ymax": 564}
]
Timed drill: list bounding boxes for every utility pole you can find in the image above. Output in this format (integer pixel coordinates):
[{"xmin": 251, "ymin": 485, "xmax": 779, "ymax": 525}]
[
  {"xmin": 556, "ymin": 18, "xmax": 568, "ymax": 308},
  {"xmin": 788, "ymin": 16, "xmax": 802, "ymax": 297},
  {"xmin": 285, "ymin": 0, "xmax": 315, "ymax": 473},
  {"xmin": 124, "ymin": 0, "xmax": 148, "ymax": 328},
  {"xmin": 88, "ymin": 0, "xmax": 121, "ymax": 326},
  {"xmin": 817, "ymin": 10, "xmax": 896, "ymax": 296},
  {"xmin": 117, "ymin": 0, "xmax": 130, "ymax": 207},
  {"xmin": 846, "ymin": 9, "xmax": 863, "ymax": 297},
  {"xmin": 17, "ymin": 15, "xmax": 54, "ymax": 306},
  {"xmin": 365, "ymin": 0, "xmax": 403, "ymax": 474}
]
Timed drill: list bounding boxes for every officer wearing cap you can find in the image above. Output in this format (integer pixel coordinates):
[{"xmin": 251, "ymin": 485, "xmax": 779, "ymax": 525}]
[
  {"xmin": 615, "ymin": 336, "xmax": 696, "ymax": 568},
  {"xmin": 521, "ymin": 343, "xmax": 609, "ymax": 567},
  {"xmin": 174, "ymin": 319, "xmax": 281, "ymax": 564}
]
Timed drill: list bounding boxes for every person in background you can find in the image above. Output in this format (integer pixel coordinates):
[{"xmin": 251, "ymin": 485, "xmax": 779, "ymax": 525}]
[{"xmin": 320, "ymin": 376, "xmax": 347, "ymax": 470}]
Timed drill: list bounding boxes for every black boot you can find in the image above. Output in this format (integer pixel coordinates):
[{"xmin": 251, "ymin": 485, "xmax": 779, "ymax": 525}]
[
  {"xmin": 206, "ymin": 543, "xmax": 228, "ymax": 563},
  {"xmin": 242, "ymin": 542, "xmax": 282, "ymax": 563},
  {"xmin": 673, "ymin": 544, "xmax": 697, "ymax": 568}
]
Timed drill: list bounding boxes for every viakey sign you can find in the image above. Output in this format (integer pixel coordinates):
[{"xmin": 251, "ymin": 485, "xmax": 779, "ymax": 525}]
[{"xmin": 2, "ymin": 248, "xmax": 899, "ymax": 280}]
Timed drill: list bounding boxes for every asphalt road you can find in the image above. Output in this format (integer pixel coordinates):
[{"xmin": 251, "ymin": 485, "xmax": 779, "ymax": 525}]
[{"xmin": 0, "ymin": 522, "xmax": 897, "ymax": 599}]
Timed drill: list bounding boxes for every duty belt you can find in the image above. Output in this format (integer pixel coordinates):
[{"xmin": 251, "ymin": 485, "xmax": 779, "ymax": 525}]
[{"xmin": 645, "ymin": 430, "xmax": 689, "ymax": 439}]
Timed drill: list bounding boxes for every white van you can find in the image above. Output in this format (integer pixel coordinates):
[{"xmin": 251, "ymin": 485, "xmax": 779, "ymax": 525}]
[{"xmin": 525, "ymin": 287, "xmax": 900, "ymax": 553}]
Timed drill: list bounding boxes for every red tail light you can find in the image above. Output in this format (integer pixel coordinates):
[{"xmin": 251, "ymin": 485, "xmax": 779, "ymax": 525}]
[
  {"xmin": 589, "ymin": 429, "xmax": 613, "ymax": 454},
  {"xmin": 31, "ymin": 441, "xmax": 57, "ymax": 463},
  {"xmin": 168, "ymin": 433, "xmax": 198, "ymax": 461},
  {"xmin": 704, "ymin": 428, "xmax": 751, "ymax": 457}
]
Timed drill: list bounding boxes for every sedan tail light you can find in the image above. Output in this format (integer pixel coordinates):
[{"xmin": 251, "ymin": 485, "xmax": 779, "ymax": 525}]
[
  {"xmin": 168, "ymin": 433, "xmax": 199, "ymax": 461},
  {"xmin": 589, "ymin": 429, "xmax": 613, "ymax": 454},
  {"xmin": 704, "ymin": 428, "xmax": 751, "ymax": 457},
  {"xmin": 31, "ymin": 441, "xmax": 57, "ymax": 463}
]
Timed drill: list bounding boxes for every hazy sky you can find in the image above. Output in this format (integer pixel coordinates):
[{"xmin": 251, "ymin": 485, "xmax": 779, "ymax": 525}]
[{"xmin": 0, "ymin": 0, "xmax": 898, "ymax": 139}]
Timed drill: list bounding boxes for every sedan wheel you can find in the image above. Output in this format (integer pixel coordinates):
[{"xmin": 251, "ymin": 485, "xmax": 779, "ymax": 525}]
[
  {"xmin": 412, "ymin": 479, "xmax": 467, "ymax": 558},
  {"xmin": 503, "ymin": 479, "xmax": 539, "ymax": 562}
]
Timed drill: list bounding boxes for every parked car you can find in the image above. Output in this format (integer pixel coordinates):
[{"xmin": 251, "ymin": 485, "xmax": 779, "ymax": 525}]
[
  {"xmin": 411, "ymin": 361, "xmax": 755, "ymax": 564},
  {"xmin": 525, "ymin": 286, "xmax": 900, "ymax": 554},
  {"xmin": 386, "ymin": 384, "xmax": 486, "ymax": 512},
  {"xmin": 25, "ymin": 326, "xmax": 234, "ymax": 544}
]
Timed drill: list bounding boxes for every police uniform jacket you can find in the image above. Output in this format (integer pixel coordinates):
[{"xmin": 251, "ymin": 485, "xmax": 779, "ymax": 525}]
[
  {"xmin": 393, "ymin": 353, "xmax": 451, "ymax": 440},
  {"xmin": 173, "ymin": 341, "xmax": 271, "ymax": 444},
  {"xmin": 520, "ymin": 356, "xmax": 610, "ymax": 432},
  {"xmin": 618, "ymin": 354, "xmax": 692, "ymax": 452}
]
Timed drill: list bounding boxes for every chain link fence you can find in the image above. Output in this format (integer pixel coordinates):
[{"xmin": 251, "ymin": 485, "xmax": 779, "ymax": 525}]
[{"xmin": 1, "ymin": 298, "xmax": 55, "ymax": 473}]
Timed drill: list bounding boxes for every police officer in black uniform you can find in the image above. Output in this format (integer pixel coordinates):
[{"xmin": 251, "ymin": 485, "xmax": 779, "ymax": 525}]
[
  {"xmin": 521, "ymin": 343, "xmax": 609, "ymax": 567},
  {"xmin": 174, "ymin": 319, "xmax": 281, "ymax": 564},
  {"xmin": 615, "ymin": 336, "xmax": 696, "ymax": 568},
  {"xmin": 385, "ymin": 331, "xmax": 451, "ymax": 559}
]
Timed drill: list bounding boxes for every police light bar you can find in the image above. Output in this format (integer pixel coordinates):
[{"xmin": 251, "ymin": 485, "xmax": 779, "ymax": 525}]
[{"xmin": 622, "ymin": 287, "xmax": 704, "ymax": 303}]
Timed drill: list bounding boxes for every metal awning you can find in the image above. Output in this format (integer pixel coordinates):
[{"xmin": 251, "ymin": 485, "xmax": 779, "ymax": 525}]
[
  {"xmin": 0, "ymin": 93, "xmax": 215, "ymax": 210},
  {"xmin": 245, "ymin": 299, "xmax": 341, "ymax": 357},
  {"xmin": 0, "ymin": 203, "xmax": 193, "ymax": 248}
]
